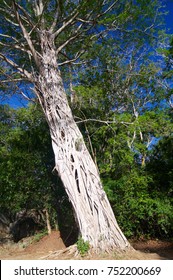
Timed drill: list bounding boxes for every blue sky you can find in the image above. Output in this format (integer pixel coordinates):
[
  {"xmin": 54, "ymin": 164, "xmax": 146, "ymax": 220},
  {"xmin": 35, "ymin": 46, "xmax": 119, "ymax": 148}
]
[
  {"xmin": 1, "ymin": 1, "xmax": 173, "ymax": 109},
  {"xmin": 165, "ymin": 0, "xmax": 173, "ymax": 33}
]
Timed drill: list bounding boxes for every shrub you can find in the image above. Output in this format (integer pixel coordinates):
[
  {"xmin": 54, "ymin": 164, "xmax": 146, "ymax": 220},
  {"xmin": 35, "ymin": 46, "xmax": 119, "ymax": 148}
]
[{"xmin": 76, "ymin": 237, "xmax": 90, "ymax": 256}]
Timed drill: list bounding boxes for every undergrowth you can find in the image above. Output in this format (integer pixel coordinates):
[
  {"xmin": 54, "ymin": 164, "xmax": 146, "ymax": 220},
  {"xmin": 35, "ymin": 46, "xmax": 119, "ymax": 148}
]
[{"xmin": 76, "ymin": 237, "xmax": 90, "ymax": 256}]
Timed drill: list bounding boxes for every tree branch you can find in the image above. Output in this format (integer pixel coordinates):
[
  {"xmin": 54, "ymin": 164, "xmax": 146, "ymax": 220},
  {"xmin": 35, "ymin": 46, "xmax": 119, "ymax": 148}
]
[
  {"xmin": 0, "ymin": 53, "xmax": 32, "ymax": 80},
  {"xmin": 56, "ymin": 23, "xmax": 84, "ymax": 53},
  {"xmin": 96, "ymin": 0, "xmax": 118, "ymax": 20},
  {"xmin": 15, "ymin": 2, "xmax": 35, "ymax": 29},
  {"xmin": 0, "ymin": 32, "xmax": 20, "ymax": 44},
  {"xmin": 5, "ymin": 16, "xmax": 19, "ymax": 27},
  {"xmin": 49, "ymin": 0, "xmax": 61, "ymax": 33},
  {"xmin": 0, "ymin": 40, "xmax": 32, "ymax": 57},
  {"xmin": 75, "ymin": 116, "xmax": 133, "ymax": 126},
  {"xmin": 12, "ymin": 0, "xmax": 40, "ymax": 68},
  {"xmin": 58, "ymin": 50, "xmax": 85, "ymax": 66},
  {"xmin": 52, "ymin": 11, "xmax": 79, "ymax": 38},
  {"xmin": 0, "ymin": 68, "xmax": 35, "ymax": 102}
]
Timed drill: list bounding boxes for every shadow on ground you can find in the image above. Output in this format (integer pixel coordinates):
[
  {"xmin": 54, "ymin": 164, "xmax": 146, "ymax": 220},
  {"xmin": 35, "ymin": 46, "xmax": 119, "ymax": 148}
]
[{"xmin": 131, "ymin": 239, "xmax": 173, "ymax": 260}]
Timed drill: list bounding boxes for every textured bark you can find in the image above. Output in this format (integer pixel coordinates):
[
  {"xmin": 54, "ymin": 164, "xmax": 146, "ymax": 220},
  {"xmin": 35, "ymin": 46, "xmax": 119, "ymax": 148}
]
[{"xmin": 34, "ymin": 31, "xmax": 130, "ymax": 251}]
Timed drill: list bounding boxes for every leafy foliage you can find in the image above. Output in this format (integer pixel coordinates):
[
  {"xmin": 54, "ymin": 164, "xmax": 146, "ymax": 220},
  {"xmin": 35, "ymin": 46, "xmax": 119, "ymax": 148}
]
[
  {"xmin": 0, "ymin": 103, "xmax": 78, "ymax": 240},
  {"xmin": 71, "ymin": 81, "xmax": 173, "ymax": 239},
  {"xmin": 77, "ymin": 236, "xmax": 90, "ymax": 256},
  {"xmin": 0, "ymin": 103, "xmax": 57, "ymax": 220}
]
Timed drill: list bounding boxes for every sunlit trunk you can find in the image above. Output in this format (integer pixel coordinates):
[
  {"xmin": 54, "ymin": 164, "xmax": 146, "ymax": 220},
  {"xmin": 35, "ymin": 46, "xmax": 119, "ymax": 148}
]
[{"xmin": 34, "ymin": 31, "xmax": 130, "ymax": 251}]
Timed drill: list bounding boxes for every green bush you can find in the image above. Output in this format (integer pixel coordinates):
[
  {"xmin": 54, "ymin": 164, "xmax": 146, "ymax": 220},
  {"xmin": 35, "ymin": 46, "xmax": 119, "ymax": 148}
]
[
  {"xmin": 76, "ymin": 237, "xmax": 90, "ymax": 256},
  {"xmin": 103, "ymin": 172, "xmax": 173, "ymax": 239}
]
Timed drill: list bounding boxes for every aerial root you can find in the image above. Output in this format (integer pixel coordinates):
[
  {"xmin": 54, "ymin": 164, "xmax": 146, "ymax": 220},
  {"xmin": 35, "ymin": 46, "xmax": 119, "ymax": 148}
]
[{"xmin": 39, "ymin": 244, "xmax": 79, "ymax": 259}]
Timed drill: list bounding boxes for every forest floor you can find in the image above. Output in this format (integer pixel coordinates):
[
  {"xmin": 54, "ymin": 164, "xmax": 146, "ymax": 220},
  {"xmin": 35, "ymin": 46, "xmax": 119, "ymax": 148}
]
[{"xmin": 0, "ymin": 231, "xmax": 173, "ymax": 260}]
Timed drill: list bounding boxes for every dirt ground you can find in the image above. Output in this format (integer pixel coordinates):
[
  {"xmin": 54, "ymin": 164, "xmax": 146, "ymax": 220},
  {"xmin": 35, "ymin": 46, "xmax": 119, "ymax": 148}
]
[{"xmin": 0, "ymin": 231, "xmax": 173, "ymax": 260}]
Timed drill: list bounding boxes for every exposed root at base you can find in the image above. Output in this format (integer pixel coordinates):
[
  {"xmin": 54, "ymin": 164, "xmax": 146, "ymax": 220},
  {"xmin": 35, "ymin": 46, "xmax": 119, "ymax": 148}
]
[
  {"xmin": 39, "ymin": 244, "xmax": 135, "ymax": 260},
  {"xmin": 40, "ymin": 244, "xmax": 79, "ymax": 259}
]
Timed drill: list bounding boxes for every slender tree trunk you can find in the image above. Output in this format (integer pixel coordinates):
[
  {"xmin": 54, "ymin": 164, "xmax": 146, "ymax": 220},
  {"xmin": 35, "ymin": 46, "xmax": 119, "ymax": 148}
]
[
  {"xmin": 34, "ymin": 31, "xmax": 130, "ymax": 251},
  {"xmin": 45, "ymin": 209, "xmax": 51, "ymax": 235}
]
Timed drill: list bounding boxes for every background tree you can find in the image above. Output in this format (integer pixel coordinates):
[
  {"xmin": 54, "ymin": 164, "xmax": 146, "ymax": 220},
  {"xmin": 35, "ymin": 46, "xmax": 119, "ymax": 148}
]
[
  {"xmin": 0, "ymin": 103, "xmax": 78, "ymax": 242},
  {"xmin": 0, "ymin": 104, "xmax": 57, "ymax": 225},
  {"xmin": 69, "ymin": 0, "xmax": 173, "ymax": 239},
  {"xmin": 72, "ymin": 87, "xmax": 173, "ymax": 238}
]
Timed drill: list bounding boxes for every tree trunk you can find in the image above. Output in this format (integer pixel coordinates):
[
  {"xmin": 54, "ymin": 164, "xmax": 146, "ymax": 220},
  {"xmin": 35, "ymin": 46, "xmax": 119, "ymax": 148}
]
[
  {"xmin": 45, "ymin": 209, "xmax": 51, "ymax": 235},
  {"xmin": 34, "ymin": 31, "xmax": 130, "ymax": 252}
]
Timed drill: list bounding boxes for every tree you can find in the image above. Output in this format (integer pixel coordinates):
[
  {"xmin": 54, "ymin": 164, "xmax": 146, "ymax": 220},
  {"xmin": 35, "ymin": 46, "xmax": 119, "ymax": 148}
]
[
  {"xmin": 147, "ymin": 136, "xmax": 173, "ymax": 196},
  {"xmin": 72, "ymin": 88, "xmax": 173, "ymax": 238},
  {"xmin": 0, "ymin": 0, "xmax": 165, "ymax": 251},
  {"xmin": 0, "ymin": 103, "xmax": 80, "ymax": 242},
  {"xmin": 69, "ymin": 4, "xmax": 172, "ymax": 237},
  {"xmin": 0, "ymin": 104, "xmax": 59, "ymax": 229}
]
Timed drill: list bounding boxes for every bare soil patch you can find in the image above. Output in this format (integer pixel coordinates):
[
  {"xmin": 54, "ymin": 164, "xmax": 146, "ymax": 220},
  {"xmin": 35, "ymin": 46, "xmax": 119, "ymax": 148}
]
[{"xmin": 0, "ymin": 231, "xmax": 173, "ymax": 260}]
